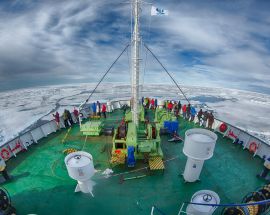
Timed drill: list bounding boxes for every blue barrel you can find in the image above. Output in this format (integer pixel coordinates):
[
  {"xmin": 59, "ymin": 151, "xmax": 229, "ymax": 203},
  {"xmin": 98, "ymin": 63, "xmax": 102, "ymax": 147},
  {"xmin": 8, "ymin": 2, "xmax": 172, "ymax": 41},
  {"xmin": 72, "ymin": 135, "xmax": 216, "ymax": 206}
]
[
  {"xmin": 127, "ymin": 146, "xmax": 136, "ymax": 167},
  {"xmin": 164, "ymin": 121, "xmax": 179, "ymax": 134}
]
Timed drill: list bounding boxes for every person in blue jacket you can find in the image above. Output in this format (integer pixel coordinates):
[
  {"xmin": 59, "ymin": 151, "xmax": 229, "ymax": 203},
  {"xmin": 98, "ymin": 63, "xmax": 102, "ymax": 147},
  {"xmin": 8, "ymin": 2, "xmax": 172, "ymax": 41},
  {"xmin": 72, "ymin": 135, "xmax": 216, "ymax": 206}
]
[
  {"xmin": 92, "ymin": 102, "xmax": 97, "ymax": 115},
  {"xmin": 190, "ymin": 106, "xmax": 197, "ymax": 122}
]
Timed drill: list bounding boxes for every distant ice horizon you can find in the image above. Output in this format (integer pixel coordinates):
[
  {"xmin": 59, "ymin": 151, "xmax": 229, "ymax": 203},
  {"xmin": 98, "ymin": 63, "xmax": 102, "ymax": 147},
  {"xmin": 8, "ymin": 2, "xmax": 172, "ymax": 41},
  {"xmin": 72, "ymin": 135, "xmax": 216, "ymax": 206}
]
[
  {"xmin": 1, "ymin": 82, "xmax": 270, "ymax": 96},
  {"xmin": 0, "ymin": 83, "xmax": 270, "ymax": 146}
]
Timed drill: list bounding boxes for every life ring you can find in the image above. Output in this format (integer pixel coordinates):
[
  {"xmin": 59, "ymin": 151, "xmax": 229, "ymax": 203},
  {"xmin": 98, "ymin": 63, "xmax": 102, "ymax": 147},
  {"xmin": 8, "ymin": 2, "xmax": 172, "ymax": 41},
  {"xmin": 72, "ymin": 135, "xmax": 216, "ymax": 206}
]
[
  {"xmin": 219, "ymin": 123, "xmax": 228, "ymax": 133},
  {"xmin": 249, "ymin": 142, "xmax": 258, "ymax": 153},
  {"xmin": 0, "ymin": 148, "xmax": 10, "ymax": 160}
]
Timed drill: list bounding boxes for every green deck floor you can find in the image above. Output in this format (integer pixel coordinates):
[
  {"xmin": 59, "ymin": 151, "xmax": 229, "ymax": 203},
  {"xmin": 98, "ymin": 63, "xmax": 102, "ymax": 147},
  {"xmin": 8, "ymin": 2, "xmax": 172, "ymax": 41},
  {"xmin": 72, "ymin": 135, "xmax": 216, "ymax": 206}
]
[{"xmin": 2, "ymin": 109, "xmax": 265, "ymax": 215}]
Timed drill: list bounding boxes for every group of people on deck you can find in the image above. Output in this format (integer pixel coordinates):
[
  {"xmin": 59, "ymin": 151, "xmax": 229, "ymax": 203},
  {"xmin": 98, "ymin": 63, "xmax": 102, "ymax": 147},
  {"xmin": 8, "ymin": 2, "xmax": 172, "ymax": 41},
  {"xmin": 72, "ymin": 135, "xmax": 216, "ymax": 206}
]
[
  {"xmin": 53, "ymin": 107, "xmax": 79, "ymax": 129},
  {"xmin": 91, "ymin": 101, "xmax": 107, "ymax": 118},
  {"xmin": 142, "ymin": 97, "xmax": 158, "ymax": 109},
  {"xmin": 52, "ymin": 102, "xmax": 108, "ymax": 129},
  {"xmin": 161, "ymin": 99, "xmax": 215, "ymax": 129}
]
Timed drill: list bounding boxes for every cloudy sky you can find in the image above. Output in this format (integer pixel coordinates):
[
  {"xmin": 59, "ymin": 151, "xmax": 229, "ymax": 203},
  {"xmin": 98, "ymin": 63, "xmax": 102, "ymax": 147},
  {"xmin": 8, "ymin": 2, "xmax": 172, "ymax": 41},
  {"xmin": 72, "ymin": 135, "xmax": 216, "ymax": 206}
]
[{"xmin": 0, "ymin": 0, "xmax": 270, "ymax": 94}]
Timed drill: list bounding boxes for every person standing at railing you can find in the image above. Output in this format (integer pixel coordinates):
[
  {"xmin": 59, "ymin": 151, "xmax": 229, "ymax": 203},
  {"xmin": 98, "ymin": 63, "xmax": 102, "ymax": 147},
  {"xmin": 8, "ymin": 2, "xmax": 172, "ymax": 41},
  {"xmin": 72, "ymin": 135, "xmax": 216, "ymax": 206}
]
[
  {"xmin": 208, "ymin": 112, "xmax": 215, "ymax": 129},
  {"xmin": 202, "ymin": 111, "xmax": 208, "ymax": 127},
  {"xmin": 174, "ymin": 103, "xmax": 179, "ymax": 117},
  {"xmin": 186, "ymin": 104, "xmax": 191, "ymax": 120},
  {"xmin": 177, "ymin": 101, "xmax": 181, "ymax": 113},
  {"xmin": 257, "ymin": 156, "xmax": 270, "ymax": 180},
  {"xmin": 167, "ymin": 101, "xmax": 173, "ymax": 112},
  {"xmin": 143, "ymin": 97, "xmax": 147, "ymax": 108},
  {"xmin": 101, "ymin": 103, "xmax": 107, "ymax": 118},
  {"xmin": 92, "ymin": 102, "xmax": 97, "ymax": 116},
  {"xmin": 182, "ymin": 104, "xmax": 187, "ymax": 119},
  {"xmin": 197, "ymin": 109, "xmax": 203, "ymax": 124},
  {"xmin": 53, "ymin": 111, "xmax": 60, "ymax": 129},
  {"xmin": 150, "ymin": 98, "xmax": 155, "ymax": 109},
  {"xmin": 73, "ymin": 107, "xmax": 79, "ymax": 123},
  {"xmin": 63, "ymin": 110, "xmax": 69, "ymax": 128},
  {"xmin": 97, "ymin": 101, "xmax": 101, "ymax": 117},
  {"xmin": 190, "ymin": 106, "xmax": 196, "ymax": 122},
  {"xmin": 66, "ymin": 110, "xmax": 74, "ymax": 125}
]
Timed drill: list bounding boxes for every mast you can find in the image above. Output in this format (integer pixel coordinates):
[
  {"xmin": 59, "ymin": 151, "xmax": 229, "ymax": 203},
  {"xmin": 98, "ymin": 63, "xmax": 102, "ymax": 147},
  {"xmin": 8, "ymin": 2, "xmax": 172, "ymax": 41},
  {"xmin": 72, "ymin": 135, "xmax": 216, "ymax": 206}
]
[{"xmin": 131, "ymin": 0, "xmax": 141, "ymax": 125}]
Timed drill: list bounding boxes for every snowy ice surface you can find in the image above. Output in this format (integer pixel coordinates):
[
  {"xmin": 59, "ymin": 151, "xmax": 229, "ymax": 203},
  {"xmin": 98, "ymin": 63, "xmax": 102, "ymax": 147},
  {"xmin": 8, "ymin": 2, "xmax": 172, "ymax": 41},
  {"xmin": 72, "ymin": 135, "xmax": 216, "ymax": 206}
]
[{"xmin": 0, "ymin": 83, "xmax": 270, "ymax": 146}]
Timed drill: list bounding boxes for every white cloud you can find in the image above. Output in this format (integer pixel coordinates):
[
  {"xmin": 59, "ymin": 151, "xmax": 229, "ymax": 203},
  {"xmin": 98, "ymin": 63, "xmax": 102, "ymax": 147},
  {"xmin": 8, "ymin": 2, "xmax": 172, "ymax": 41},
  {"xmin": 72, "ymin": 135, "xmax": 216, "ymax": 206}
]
[
  {"xmin": 0, "ymin": 0, "xmax": 269, "ymax": 93},
  {"xmin": 144, "ymin": 1, "xmax": 270, "ymax": 91}
]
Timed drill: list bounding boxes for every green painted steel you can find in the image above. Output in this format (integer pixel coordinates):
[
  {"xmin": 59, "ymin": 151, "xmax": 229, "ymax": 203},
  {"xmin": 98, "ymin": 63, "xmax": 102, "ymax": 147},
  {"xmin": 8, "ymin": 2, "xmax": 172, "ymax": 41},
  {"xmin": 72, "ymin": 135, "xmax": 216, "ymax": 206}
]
[
  {"xmin": 112, "ymin": 109, "xmax": 163, "ymax": 162},
  {"xmin": 80, "ymin": 121, "xmax": 104, "ymax": 136},
  {"xmin": 125, "ymin": 105, "xmax": 145, "ymax": 122},
  {"xmin": 154, "ymin": 108, "xmax": 176, "ymax": 126},
  {"xmin": 2, "ymin": 109, "xmax": 265, "ymax": 215}
]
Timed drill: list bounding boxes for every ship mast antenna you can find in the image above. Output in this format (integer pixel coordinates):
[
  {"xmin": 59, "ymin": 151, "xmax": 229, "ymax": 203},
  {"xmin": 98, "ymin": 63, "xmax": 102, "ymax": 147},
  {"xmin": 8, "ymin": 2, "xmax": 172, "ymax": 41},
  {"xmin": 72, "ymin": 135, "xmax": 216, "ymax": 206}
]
[{"xmin": 131, "ymin": 0, "xmax": 141, "ymax": 125}]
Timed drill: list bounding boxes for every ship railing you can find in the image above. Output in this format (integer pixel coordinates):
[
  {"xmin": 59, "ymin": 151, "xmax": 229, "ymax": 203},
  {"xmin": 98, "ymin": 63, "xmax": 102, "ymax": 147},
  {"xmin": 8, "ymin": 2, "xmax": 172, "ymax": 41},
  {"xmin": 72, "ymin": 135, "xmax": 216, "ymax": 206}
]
[
  {"xmin": 0, "ymin": 99, "xmax": 268, "ymax": 163},
  {"xmin": 151, "ymin": 198, "xmax": 270, "ymax": 215}
]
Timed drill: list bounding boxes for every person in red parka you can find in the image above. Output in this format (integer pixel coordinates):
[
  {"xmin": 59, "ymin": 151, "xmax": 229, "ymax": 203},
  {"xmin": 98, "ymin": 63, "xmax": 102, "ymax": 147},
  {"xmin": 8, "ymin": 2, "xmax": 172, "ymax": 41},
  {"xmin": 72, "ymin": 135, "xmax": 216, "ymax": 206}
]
[
  {"xmin": 150, "ymin": 98, "xmax": 155, "ymax": 109},
  {"xmin": 167, "ymin": 101, "xmax": 173, "ymax": 112},
  {"xmin": 101, "ymin": 104, "xmax": 107, "ymax": 118},
  {"xmin": 182, "ymin": 104, "xmax": 187, "ymax": 119},
  {"xmin": 53, "ymin": 111, "xmax": 60, "ymax": 128},
  {"xmin": 73, "ymin": 107, "xmax": 79, "ymax": 123}
]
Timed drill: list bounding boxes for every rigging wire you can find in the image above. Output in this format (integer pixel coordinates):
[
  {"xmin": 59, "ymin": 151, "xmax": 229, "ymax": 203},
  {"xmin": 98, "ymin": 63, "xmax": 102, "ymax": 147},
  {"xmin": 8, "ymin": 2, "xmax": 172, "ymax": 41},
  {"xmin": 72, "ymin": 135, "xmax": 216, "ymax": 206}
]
[
  {"xmin": 80, "ymin": 43, "xmax": 130, "ymax": 109},
  {"xmin": 143, "ymin": 43, "xmax": 190, "ymax": 104}
]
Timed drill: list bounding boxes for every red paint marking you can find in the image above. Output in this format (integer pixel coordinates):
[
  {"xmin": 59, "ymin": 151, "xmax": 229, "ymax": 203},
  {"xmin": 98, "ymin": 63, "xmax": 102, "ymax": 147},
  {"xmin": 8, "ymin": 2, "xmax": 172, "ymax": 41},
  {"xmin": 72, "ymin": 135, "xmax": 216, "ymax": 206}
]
[
  {"xmin": 9, "ymin": 140, "xmax": 23, "ymax": 152},
  {"xmin": 228, "ymin": 130, "xmax": 238, "ymax": 139}
]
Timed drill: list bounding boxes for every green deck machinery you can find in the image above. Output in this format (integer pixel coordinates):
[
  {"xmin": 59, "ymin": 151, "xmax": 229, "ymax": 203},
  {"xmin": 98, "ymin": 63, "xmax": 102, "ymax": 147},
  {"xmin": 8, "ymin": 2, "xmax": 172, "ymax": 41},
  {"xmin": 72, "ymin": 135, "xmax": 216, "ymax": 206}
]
[{"xmin": 111, "ymin": 107, "xmax": 163, "ymax": 168}]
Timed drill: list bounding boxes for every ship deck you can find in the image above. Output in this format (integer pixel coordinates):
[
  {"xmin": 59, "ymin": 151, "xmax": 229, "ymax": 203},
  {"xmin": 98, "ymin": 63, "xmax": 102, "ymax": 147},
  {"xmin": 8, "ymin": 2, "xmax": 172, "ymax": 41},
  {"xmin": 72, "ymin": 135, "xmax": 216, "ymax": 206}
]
[{"xmin": 2, "ymin": 109, "xmax": 265, "ymax": 215}]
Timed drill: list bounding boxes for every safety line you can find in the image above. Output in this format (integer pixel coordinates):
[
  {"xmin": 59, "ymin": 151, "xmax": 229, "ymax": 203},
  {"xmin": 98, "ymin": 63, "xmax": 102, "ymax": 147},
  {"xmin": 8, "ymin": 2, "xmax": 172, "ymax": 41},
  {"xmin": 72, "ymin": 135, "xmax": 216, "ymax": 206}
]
[
  {"xmin": 184, "ymin": 198, "xmax": 270, "ymax": 207},
  {"xmin": 144, "ymin": 43, "xmax": 190, "ymax": 104},
  {"xmin": 81, "ymin": 43, "xmax": 130, "ymax": 109}
]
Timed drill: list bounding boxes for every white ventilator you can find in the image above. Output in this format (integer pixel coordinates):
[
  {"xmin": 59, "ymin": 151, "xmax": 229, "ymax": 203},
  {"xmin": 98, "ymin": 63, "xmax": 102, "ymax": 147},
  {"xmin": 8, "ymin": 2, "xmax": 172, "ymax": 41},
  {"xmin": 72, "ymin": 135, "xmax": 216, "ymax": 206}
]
[
  {"xmin": 65, "ymin": 151, "xmax": 95, "ymax": 196},
  {"xmin": 183, "ymin": 128, "xmax": 217, "ymax": 182},
  {"xmin": 186, "ymin": 190, "xmax": 220, "ymax": 215}
]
